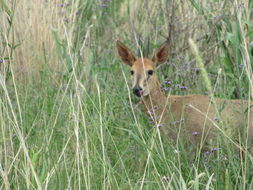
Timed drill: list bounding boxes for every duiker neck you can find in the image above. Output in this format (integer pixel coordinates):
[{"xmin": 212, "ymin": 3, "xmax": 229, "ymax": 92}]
[{"xmin": 141, "ymin": 78, "xmax": 167, "ymax": 111}]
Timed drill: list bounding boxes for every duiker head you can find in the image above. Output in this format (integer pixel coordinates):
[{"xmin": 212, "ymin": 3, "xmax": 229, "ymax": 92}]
[{"xmin": 116, "ymin": 41, "xmax": 169, "ymax": 97}]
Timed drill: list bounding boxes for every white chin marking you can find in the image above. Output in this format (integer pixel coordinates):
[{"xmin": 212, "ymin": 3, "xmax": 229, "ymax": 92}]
[{"xmin": 143, "ymin": 91, "xmax": 150, "ymax": 97}]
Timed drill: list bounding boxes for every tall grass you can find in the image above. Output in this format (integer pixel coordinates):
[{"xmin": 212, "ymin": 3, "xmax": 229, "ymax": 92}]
[{"xmin": 0, "ymin": 0, "xmax": 252, "ymax": 189}]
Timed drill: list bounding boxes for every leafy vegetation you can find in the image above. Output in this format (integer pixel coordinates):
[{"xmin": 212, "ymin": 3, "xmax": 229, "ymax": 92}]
[{"xmin": 0, "ymin": 0, "xmax": 252, "ymax": 189}]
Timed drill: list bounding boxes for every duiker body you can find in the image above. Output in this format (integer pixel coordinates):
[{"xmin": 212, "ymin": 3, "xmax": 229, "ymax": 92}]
[{"xmin": 116, "ymin": 40, "xmax": 253, "ymax": 150}]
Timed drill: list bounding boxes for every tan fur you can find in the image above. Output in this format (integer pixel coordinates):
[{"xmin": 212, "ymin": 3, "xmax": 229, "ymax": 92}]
[{"xmin": 116, "ymin": 41, "xmax": 253, "ymax": 150}]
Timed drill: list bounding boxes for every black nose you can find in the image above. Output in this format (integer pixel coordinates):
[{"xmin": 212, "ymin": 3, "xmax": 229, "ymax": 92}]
[{"xmin": 133, "ymin": 87, "xmax": 143, "ymax": 97}]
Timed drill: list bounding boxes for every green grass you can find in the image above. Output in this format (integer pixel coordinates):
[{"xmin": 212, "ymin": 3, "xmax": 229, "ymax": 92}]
[{"xmin": 0, "ymin": 0, "xmax": 253, "ymax": 189}]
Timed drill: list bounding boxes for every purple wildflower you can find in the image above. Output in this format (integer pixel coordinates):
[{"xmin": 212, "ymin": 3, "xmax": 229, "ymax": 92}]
[
  {"xmin": 180, "ymin": 86, "xmax": 188, "ymax": 90},
  {"xmin": 170, "ymin": 121, "xmax": 175, "ymax": 125},
  {"xmin": 213, "ymin": 15, "xmax": 221, "ymax": 21},
  {"xmin": 147, "ymin": 110, "xmax": 154, "ymax": 115},
  {"xmin": 191, "ymin": 67, "xmax": 200, "ymax": 71},
  {"xmin": 192, "ymin": 131, "xmax": 200, "ymax": 136},
  {"xmin": 170, "ymin": 119, "xmax": 183, "ymax": 125},
  {"xmin": 164, "ymin": 80, "xmax": 172, "ymax": 84},
  {"xmin": 211, "ymin": 147, "xmax": 218, "ymax": 152},
  {"xmin": 213, "ymin": 117, "xmax": 220, "ymax": 122},
  {"xmin": 204, "ymin": 151, "xmax": 210, "ymax": 156},
  {"xmin": 156, "ymin": 123, "xmax": 163, "ymax": 128}
]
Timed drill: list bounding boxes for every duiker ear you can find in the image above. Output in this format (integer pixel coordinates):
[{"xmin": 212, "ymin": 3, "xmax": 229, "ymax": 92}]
[
  {"xmin": 152, "ymin": 42, "xmax": 169, "ymax": 66},
  {"xmin": 116, "ymin": 40, "xmax": 136, "ymax": 66}
]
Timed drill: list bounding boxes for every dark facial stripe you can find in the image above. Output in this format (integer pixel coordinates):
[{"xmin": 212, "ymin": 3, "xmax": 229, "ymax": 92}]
[
  {"xmin": 136, "ymin": 74, "xmax": 141, "ymax": 86},
  {"xmin": 146, "ymin": 74, "xmax": 150, "ymax": 81}
]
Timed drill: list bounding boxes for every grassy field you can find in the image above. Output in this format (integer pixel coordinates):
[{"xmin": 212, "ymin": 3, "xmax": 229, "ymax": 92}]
[{"xmin": 0, "ymin": 0, "xmax": 253, "ymax": 189}]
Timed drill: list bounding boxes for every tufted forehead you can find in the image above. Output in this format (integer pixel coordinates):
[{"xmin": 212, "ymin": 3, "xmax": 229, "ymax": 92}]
[{"xmin": 131, "ymin": 58, "xmax": 154, "ymax": 71}]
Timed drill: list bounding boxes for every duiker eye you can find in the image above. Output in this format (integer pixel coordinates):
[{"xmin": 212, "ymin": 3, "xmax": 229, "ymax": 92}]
[
  {"xmin": 130, "ymin": 70, "xmax": 134, "ymax": 75},
  {"xmin": 147, "ymin": 70, "xmax": 154, "ymax": 75}
]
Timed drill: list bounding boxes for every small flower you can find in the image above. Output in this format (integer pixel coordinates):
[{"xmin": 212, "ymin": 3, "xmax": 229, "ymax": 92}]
[
  {"xmin": 178, "ymin": 55, "xmax": 184, "ymax": 59},
  {"xmin": 164, "ymin": 80, "xmax": 172, "ymax": 84},
  {"xmin": 170, "ymin": 119, "xmax": 183, "ymax": 126},
  {"xmin": 156, "ymin": 123, "xmax": 163, "ymax": 128},
  {"xmin": 191, "ymin": 67, "xmax": 200, "ymax": 71},
  {"xmin": 211, "ymin": 147, "xmax": 218, "ymax": 152},
  {"xmin": 204, "ymin": 151, "xmax": 210, "ymax": 156},
  {"xmin": 180, "ymin": 86, "xmax": 188, "ymax": 90},
  {"xmin": 147, "ymin": 110, "xmax": 154, "ymax": 115},
  {"xmin": 213, "ymin": 117, "xmax": 220, "ymax": 122},
  {"xmin": 170, "ymin": 121, "xmax": 177, "ymax": 125},
  {"xmin": 192, "ymin": 131, "xmax": 200, "ymax": 136},
  {"xmin": 213, "ymin": 15, "xmax": 221, "ymax": 20},
  {"xmin": 0, "ymin": 59, "xmax": 3, "ymax": 64}
]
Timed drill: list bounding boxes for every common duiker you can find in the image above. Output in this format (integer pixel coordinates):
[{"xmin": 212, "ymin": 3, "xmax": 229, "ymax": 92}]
[{"xmin": 116, "ymin": 40, "xmax": 253, "ymax": 152}]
